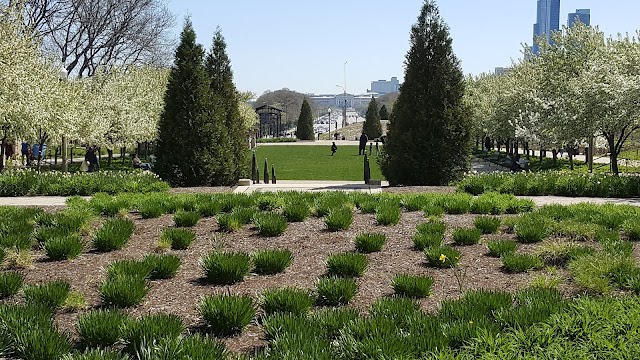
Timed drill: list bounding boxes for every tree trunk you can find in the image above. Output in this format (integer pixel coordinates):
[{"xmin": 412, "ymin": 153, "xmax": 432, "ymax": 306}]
[
  {"xmin": 525, "ymin": 142, "xmax": 530, "ymax": 159},
  {"xmin": 506, "ymin": 139, "xmax": 511, "ymax": 155},
  {"xmin": 122, "ymin": 147, "xmax": 127, "ymax": 164},
  {"xmin": 607, "ymin": 136, "xmax": 619, "ymax": 175},
  {"xmin": 568, "ymin": 150, "xmax": 574, "ymax": 171},
  {"xmin": 539, "ymin": 148, "xmax": 543, "ymax": 163},
  {"xmin": 552, "ymin": 149, "xmax": 557, "ymax": 167},
  {"xmin": 0, "ymin": 137, "xmax": 5, "ymax": 172},
  {"xmin": 107, "ymin": 149, "xmax": 113, "ymax": 166},
  {"xmin": 54, "ymin": 147, "xmax": 59, "ymax": 165}
]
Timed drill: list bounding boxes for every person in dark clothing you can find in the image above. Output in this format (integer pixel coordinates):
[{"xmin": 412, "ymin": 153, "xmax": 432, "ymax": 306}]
[
  {"xmin": 369, "ymin": 142, "xmax": 373, "ymax": 155},
  {"xmin": 358, "ymin": 132, "xmax": 368, "ymax": 155},
  {"xmin": 85, "ymin": 147, "xmax": 99, "ymax": 172},
  {"xmin": 331, "ymin": 142, "xmax": 337, "ymax": 156},
  {"xmin": 21, "ymin": 141, "xmax": 30, "ymax": 165},
  {"xmin": 375, "ymin": 140, "xmax": 379, "ymax": 155}
]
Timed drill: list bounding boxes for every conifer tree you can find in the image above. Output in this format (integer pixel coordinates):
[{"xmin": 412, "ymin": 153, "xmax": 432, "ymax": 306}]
[
  {"xmin": 205, "ymin": 28, "xmax": 246, "ymax": 185},
  {"xmin": 296, "ymin": 99, "xmax": 314, "ymax": 140},
  {"xmin": 155, "ymin": 20, "xmax": 228, "ymax": 186},
  {"xmin": 363, "ymin": 97, "xmax": 383, "ymax": 139},
  {"xmin": 379, "ymin": 104, "xmax": 390, "ymax": 120},
  {"xmin": 379, "ymin": 0, "xmax": 471, "ymax": 185}
]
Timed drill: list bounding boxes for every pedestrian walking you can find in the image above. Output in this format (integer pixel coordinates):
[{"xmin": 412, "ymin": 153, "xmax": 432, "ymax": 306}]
[
  {"xmin": 375, "ymin": 140, "xmax": 379, "ymax": 155},
  {"xmin": 331, "ymin": 142, "xmax": 337, "ymax": 156}
]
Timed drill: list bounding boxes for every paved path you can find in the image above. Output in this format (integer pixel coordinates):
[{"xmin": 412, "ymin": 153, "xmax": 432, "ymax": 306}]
[{"xmin": 234, "ymin": 180, "xmax": 388, "ymax": 194}]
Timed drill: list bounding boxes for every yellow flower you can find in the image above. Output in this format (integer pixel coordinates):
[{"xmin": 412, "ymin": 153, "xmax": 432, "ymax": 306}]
[
  {"xmin": 469, "ymin": 320, "xmax": 473, "ymax": 324},
  {"xmin": 439, "ymin": 254, "xmax": 447, "ymax": 263}
]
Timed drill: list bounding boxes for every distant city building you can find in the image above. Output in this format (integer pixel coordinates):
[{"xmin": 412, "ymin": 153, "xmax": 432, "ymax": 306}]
[
  {"xmin": 308, "ymin": 93, "xmax": 379, "ymax": 109},
  {"xmin": 369, "ymin": 77, "xmax": 400, "ymax": 95},
  {"xmin": 532, "ymin": 0, "xmax": 560, "ymax": 55},
  {"xmin": 494, "ymin": 67, "xmax": 510, "ymax": 76},
  {"xmin": 568, "ymin": 9, "xmax": 590, "ymax": 27}
]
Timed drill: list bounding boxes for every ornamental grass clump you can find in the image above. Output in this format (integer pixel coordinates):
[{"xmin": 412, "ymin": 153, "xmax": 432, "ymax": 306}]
[
  {"xmin": 315, "ymin": 277, "xmax": 358, "ymax": 306},
  {"xmin": 44, "ymin": 234, "xmax": 85, "ymax": 261},
  {"xmin": 261, "ymin": 287, "xmax": 315, "ymax": 316},
  {"xmin": 137, "ymin": 201, "xmax": 165, "ymax": 219},
  {"xmin": 474, "ymin": 216, "xmax": 502, "ymax": 234},
  {"xmin": 623, "ymin": 219, "xmax": 640, "ymax": 241},
  {"xmin": 282, "ymin": 201, "xmax": 311, "ymax": 222},
  {"xmin": 552, "ymin": 220, "xmax": 600, "ymax": 242},
  {"xmin": 315, "ymin": 194, "xmax": 352, "ymax": 217},
  {"xmin": 161, "ymin": 228, "xmax": 196, "ymax": 250},
  {"xmin": 23, "ymin": 280, "xmax": 71, "ymax": 310},
  {"xmin": 254, "ymin": 212, "xmax": 288, "ymax": 237},
  {"xmin": 515, "ymin": 214, "xmax": 550, "ymax": 243},
  {"xmin": 311, "ymin": 307, "xmax": 360, "ymax": 338},
  {"xmin": 493, "ymin": 287, "xmax": 564, "ymax": 329},
  {"xmin": 354, "ymin": 233, "xmax": 386, "ymax": 253},
  {"xmin": 143, "ymin": 253, "xmax": 181, "ymax": 279},
  {"xmin": 0, "ymin": 271, "xmax": 24, "ymax": 298},
  {"xmin": 76, "ymin": 309, "xmax": 132, "ymax": 348},
  {"xmin": 217, "ymin": 213, "xmax": 243, "ymax": 232},
  {"xmin": 122, "ymin": 313, "xmax": 184, "ymax": 354},
  {"xmin": 256, "ymin": 195, "xmax": 283, "ymax": 211},
  {"xmin": 62, "ymin": 349, "xmax": 130, "ymax": 360},
  {"xmin": 487, "ymin": 239, "xmax": 517, "ymax": 258},
  {"xmin": 99, "ymin": 276, "xmax": 148, "ymax": 308},
  {"xmin": 93, "ymin": 218, "xmax": 135, "ymax": 252},
  {"xmin": 425, "ymin": 246, "xmax": 460, "ymax": 268},
  {"xmin": 196, "ymin": 200, "xmax": 222, "ymax": 217},
  {"xmin": 199, "ymin": 294, "xmax": 255, "ymax": 337},
  {"xmin": 106, "ymin": 259, "xmax": 153, "ymax": 280},
  {"xmin": 326, "ymin": 253, "xmax": 368, "ymax": 278},
  {"xmin": 325, "ymin": 207, "xmax": 353, "ymax": 231},
  {"xmin": 369, "ymin": 297, "xmax": 422, "ymax": 323},
  {"xmin": 412, "ymin": 232, "xmax": 444, "ymax": 250},
  {"xmin": 502, "ymin": 253, "xmax": 544, "ymax": 273},
  {"xmin": 536, "ymin": 241, "xmax": 595, "ymax": 267},
  {"xmin": 201, "ymin": 251, "xmax": 251, "ymax": 285},
  {"xmin": 11, "ymin": 325, "xmax": 71, "ymax": 360},
  {"xmin": 416, "ymin": 219, "xmax": 447, "ymax": 235},
  {"xmin": 173, "ymin": 210, "xmax": 201, "ymax": 227},
  {"xmin": 452, "ymin": 228, "xmax": 482, "ymax": 245},
  {"xmin": 252, "ymin": 249, "xmax": 292, "ymax": 275},
  {"xmin": 357, "ymin": 200, "xmax": 377, "ymax": 214},
  {"xmin": 443, "ymin": 193, "xmax": 472, "ymax": 214},
  {"xmin": 375, "ymin": 203, "xmax": 401, "ymax": 226},
  {"xmin": 392, "ymin": 273, "xmax": 434, "ymax": 298}
]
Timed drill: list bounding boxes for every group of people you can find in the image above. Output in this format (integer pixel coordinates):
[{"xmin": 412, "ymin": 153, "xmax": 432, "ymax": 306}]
[
  {"xmin": 330, "ymin": 132, "xmax": 383, "ymax": 157},
  {"xmin": 18, "ymin": 141, "xmax": 47, "ymax": 166}
]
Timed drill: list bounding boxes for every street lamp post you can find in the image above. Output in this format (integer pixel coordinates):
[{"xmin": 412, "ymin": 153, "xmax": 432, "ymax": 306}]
[
  {"xmin": 328, "ymin": 108, "xmax": 332, "ymax": 140},
  {"xmin": 59, "ymin": 67, "xmax": 69, "ymax": 173},
  {"xmin": 336, "ymin": 85, "xmax": 347, "ymax": 129}
]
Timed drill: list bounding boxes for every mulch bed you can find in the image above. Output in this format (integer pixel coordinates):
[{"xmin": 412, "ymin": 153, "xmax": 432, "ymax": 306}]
[{"xmin": 10, "ymin": 209, "xmax": 578, "ymax": 354}]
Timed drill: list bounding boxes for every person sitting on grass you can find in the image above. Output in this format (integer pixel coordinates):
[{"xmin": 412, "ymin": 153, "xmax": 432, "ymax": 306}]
[
  {"xmin": 331, "ymin": 142, "xmax": 337, "ymax": 156},
  {"xmin": 132, "ymin": 153, "xmax": 152, "ymax": 171}
]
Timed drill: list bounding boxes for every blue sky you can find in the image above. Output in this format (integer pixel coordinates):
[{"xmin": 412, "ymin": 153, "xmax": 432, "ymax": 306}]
[{"xmin": 167, "ymin": 1, "xmax": 640, "ymax": 96}]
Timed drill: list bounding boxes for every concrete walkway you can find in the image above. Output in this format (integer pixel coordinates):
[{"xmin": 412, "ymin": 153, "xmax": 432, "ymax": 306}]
[{"xmin": 234, "ymin": 180, "xmax": 388, "ymax": 194}]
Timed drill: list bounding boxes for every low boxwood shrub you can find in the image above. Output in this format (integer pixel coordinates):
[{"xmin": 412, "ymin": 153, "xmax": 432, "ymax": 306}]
[
  {"xmin": 44, "ymin": 234, "xmax": 85, "ymax": 261},
  {"xmin": 201, "ymin": 251, "xmax": 251, "ymax": 285},
  {"xmin": 254, "ymin": 212, "xmax": 288, "ymax": 237},
  {"xmin": 412, "ymin": 232, "xmax": 443, "ymax": 250},
  {"xmin": 282, "ymin": 202, "xmax": 311, "ymax": 222},
  {"xmin": 76, "ymin": 309, "xmax": 131, "ymax": 348},
  {"xmin": 452, "ymin": 228, "xmax": 482, "ymax": 245},
  {"xmin": 252, "ymin": 249, "xmax": 292, "ymax": 275},
  {"xmin": 23, "ymin": 280, "xmax": 71, "ymax": 310},
  {"xmin": 425, "ymin": 246, "xmax": 461, "ymax": 268},
  {"xmin": 100, "ymin": 276, "xmax": 148, "ymax": 308},
  {"xmin": 325, "ymin": 207, "xmax": 353, "ymax": 231},
  {"xmin": 375, "ymin": 204, "xmax": 401, "ymax": 226},
  {"xmin": 392, "ymin": 273, "xmax": 433, "ymax": 298},
  {"xmin": 326, "ymin": 253, "xmax": 368, "ymax": 277},
  {"xmin": 474, "ymin": 216, "xmax": 502, "ymax": 234},
  {"xmin": 93, "ymin": 218, "xmax": 135, "ymax": 252},
  {"xmin": 487, "ymin": 239, "xmax": 517, "ymax": 258},
  {"xmin": 143, "ymin": 253, "xmax": 181, "ymax": 279},
  {"xmin": 173, "ymin": 210, "xmax": 201, "ymax": 228},
  {"xmin": 354, "ymin": 233, "xmax": 386, "ymax": 253},
  {"xmin": 315, "ymin": 277, "xmax": 358, "ymax": 306},
  {"xmin": 199, "ymin": 294, "xmax": 255, "ymax": 337},
  {"xmin": 122, "ymin": 313, "xmax": 184, "ymax": 354},
  {"xmin": 0, "ymin": 271, "xmax": 24, "ymax": 298},
  {"xmin": 502, "ymin": 253, "xmax": 544, "ymax": 273},
  {"xmin": 161, "ymin": 228, "xmax": 195, "ymax": 250},
  {"xmin": 261, "ymin": 287, "xmax": 314, "ymax": 316}
]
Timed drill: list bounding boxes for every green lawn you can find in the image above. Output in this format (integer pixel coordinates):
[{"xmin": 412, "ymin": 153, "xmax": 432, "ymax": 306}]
[{"xmin": 252, "ymin": 145, "xmax": 383, "ymax": 181}]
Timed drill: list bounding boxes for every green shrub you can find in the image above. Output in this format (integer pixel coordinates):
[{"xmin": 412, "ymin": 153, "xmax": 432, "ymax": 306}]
[
  {"xmin": 369, "ymin": 297, "xmax": 422, "ymax": 323},
  {"xmin": 536, "ymin": 241, "xmax": 595, "ymax": 267},
  {"xmin": 452, "ymin": 228, "xmax": 482, "ymax": 245},
  {"xmin": 0, "ymin": 271, "xmax": 24, "ymax": 298},
  {"xmin": 199, "ymin": 294, "xmax": 255, "ymax": 337},
  {"xmin": 487, "ymin": 239, "xmax": 517, "ymax": 258},
  {"xmin": 493, "ymin": 287, "xmax": 564, "ymax": 329},
  {"xmin": 143, "ymin": 254, "xmax": 181, "ymax": 279},
  {"xmin": 23, "ymin": 280, "xmax": 71, "ymax": 310},
  {"xmin": 282, "ymin": 202, "xmax": 311, "ymax": 222},
  {"xmin": 392, "ymin": 274, "xmax": 433, "ymax": 298},
  {"xmin": 416, "ymin": 220, "xmax": 446, "ymax": 235},
  {"xmin": 552, "ymin": 220, "xmax": 600, "ymax": 242},
  {"xmin": 326, "ymin": 253, "xmax": 368, "ymax": 277},
  {"xmin": 62, "ymin": 349, "xmax": 129, "ymax": 360},
  {"xmin": 412, "ymin": 232, "xmax": 444, "ymax": 250},
  {"xmin": 425, "ymin": 246, "xmax": 461, "ymax": 268},
  {"xmin": 515, "ymin": 215, "xmax": 550, "ymax": 243},
  {"xmin": 325, "ymin": 207, "xmax": 353, "ymax": 231},
  {"xmin": 122, "ymin": 313, "xmax": 184, "ymax": 354},
  {"xmin": 254, "ymin": 212, "xmax": 288, "ymax": 237},
  {"xmin": 100, "ymin": 276, "xmax": 148, "ymax": 308},
  {"xmin": 106, "ymin": 259, "xmax": 152, "ymax": 280},
  {"xmin": 201, "ymin": 251, "xmax": 251, "ymax": 285},
  {"xmin": 502, "ymin": 253, "xmax": 544, "ymax": 273},
  {"xmin": 93, "ymin": 218, "xmax": 135, "ymax": 252},
  {"xmin": 44, "ymin": 234, "xmax": 85, "ymax": 261},
  {"xmin": 261, "ymin": 287, "xmax": 314, "ymax": 316},
  {"xmin": 76, "ymin": 309, "xmax": 131, "ymax": 348},
  {"xmin": 216, "ymin": 213, "xmax": 243, "ymax": 232},
  {"xmin": 474, "ymin": 216, "xmax": 502, "ymax": 234},
  {"xmin": 439, "ymin": 289, "xmax": 512, "ymax": 323},
  {"xmin": 401, "ymin": 195, "xmax": 431, "ymax": 212},
  {"xmin": 138, "ymin": 201, "xmax": 165, "ymax": 219},
  {"xmin": 12, "ymin": 326, "xmax": 71, "ymax": 360},
  {"xmin": 161, "ymin": 228, "xmax": 195, "ymax": 250},
  {"xmin": 310, "ymin": 307, "xmax": 360, "ymax": 339},
  {"xmin": 443, "ymin": 193, "xmax": 472, "ymax": 214},
  {"xmin": 569, "ymin": 253, "xmax": 639, "ymax": 294},
  {"xmin": 358, "ymin": 200, "xmax": 377, "ymax": 214},
  {"xmin": 256, "ymin": 195, "xmax": 282, "ymax": 211},
  {"xmin": 134, "ymin": 334, "xmax": 228, "ymax": 360},
  {"xmin": 197, "ymin": 201, "xmax": 222, "ymax": 217},
  {"xmin": 423, "ymin": 204, "xmax": 445, "ymax": 217},
  {"xmin": 173, "ymin": 210, "xmax": 201, "ymax": 227},
  {"xmin": 354, "ymin": 233, "xmax": 386, "ymax": 253},
  {"xmin": 315, "ymin": 195, "xmax": 352, "ymax": 217},
  {"xmin": 35, "ymin": 225, "xmax": 76, "ymax": 245},
  {"xmin": 375, "ymin": 204, "xmax": 401, "ymax": 226},
  {"xmin": 315, "ymin": 277, "xmax": 358, "ymax": 306},
  {"xmin": 252, "ymin": 249, "xmax": 292, "ymax": 275}
]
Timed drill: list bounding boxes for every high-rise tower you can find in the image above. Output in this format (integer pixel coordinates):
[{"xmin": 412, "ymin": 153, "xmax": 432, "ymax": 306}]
[
  {"xmin": 568, "ymin": 9, "xmax": 590, "ymax": 27},
  {"xmin": 532, "ymin": 0, "xmax": 560, "ymax": 54}
]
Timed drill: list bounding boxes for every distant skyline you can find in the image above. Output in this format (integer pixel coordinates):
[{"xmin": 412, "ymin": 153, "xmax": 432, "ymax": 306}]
[{"xmin": 167, "ymin": 1, "xmax": 640, "ymax": 96}]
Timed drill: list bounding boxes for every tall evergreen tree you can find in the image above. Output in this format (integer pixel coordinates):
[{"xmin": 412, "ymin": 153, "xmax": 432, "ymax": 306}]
[
  {"xmin": 379, "ymin": 104, "xmax": 390, "ymax": 120},
  {"xmin": 155, "ymin": 19, "xmax": 228, "ymax": 187},
  {"xmin": 379, "ymin": 0, "xmax": 471, "ymax": 186},
  {"xmin": 205, "ymin": 28, "xmax": 245, "ymax": 185},
  {"xmin": 296, "ymin": 99, "xmax": 314, "ymax": 140},
  {"xmin": 363, "ymin": 97, "xmax": 383, "ymax": 139}
]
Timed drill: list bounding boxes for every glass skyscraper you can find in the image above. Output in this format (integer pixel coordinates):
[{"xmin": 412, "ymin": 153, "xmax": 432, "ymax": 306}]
[
  {"xmin": 532, "ymin": 0, "xmax": 560, "ymax": 54},
  {"xmin": 568, "ymin": 9, "xmax": 591, "ymax": 28}
]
